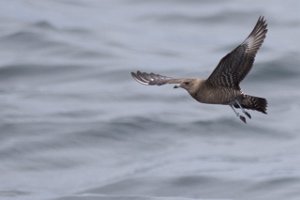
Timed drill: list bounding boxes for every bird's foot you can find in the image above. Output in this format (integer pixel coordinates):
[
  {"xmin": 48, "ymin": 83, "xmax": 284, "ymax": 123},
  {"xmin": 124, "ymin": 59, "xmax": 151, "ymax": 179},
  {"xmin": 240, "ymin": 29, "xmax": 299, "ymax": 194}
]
[
  {"xmin": 230, "ymin": 104, "xmax": 248, "ymax": 124},
  {"xmin": 239, "ymin": 115, "xmax": 247, "ymax": 123},
  {"xmin": 244, "ymin": 111, "xmax": 251, "ymax": 119},
  {"xmin": 234, "ymin": 100, "xmax": 251, "ymax": 120}
]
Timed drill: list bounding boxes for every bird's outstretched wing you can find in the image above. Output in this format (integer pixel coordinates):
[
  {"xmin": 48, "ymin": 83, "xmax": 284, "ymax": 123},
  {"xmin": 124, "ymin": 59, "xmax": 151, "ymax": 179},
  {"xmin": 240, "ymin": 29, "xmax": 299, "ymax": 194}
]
[
  {"xmin": 131, "ymin": 71, "xmax": 182, "ymax": 86},
  {"xmin": 206, "ymin": 16, "xmax": 268, "ymax": 89}
]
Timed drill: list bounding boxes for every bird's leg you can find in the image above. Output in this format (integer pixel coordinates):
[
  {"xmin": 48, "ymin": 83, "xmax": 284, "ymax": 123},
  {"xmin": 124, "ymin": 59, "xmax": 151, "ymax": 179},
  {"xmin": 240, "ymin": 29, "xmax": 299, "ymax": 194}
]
[
  {"xmin": 230, "ymin": 105, "xmax": 246, "ymax": 123},
  {"xmin": 235, "ymin": 100, "xmax": 251, "ymax": 119}
]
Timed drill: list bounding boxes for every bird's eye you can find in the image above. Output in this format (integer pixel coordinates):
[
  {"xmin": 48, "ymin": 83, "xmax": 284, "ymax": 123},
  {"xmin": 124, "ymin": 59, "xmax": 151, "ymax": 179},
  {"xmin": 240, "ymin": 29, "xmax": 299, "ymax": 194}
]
[{"xmin": 184, "ymin": 82, "xmax": 190, "ymax": 85}]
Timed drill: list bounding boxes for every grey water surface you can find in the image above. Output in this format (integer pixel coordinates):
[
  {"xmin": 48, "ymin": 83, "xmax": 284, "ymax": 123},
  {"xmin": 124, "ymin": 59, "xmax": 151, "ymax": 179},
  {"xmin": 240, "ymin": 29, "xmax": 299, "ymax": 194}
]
[{"xmin": 0, "ymin": 0, "xmax": 300, "ymax": 200}]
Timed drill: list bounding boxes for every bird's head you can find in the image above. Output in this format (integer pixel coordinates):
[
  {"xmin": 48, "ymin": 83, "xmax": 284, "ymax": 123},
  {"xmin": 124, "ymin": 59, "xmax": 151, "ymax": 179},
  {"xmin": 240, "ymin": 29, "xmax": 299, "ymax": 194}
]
[{"xmin": 173, "ymin": 79, "xmax": 203, "ymax": 95}]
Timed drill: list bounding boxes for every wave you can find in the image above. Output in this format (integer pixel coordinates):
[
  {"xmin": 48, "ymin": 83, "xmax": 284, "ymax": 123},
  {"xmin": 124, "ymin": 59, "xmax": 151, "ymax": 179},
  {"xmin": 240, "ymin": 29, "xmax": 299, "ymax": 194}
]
[
  {"xmin": 249, "ymin": 55, "xmax": 300, "ymax": 82},
  {"xmin": 66, "ymin": 175, "xmax": 300, "ymax": 200},
  {"xmin": 138, "ymin": 10, "xmax": 262, "ymax": 25}
]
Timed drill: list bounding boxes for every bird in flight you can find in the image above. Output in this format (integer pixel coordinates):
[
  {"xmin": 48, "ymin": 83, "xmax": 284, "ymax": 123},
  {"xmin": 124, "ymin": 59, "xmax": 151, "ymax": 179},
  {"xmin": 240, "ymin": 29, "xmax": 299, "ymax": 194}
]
[{"xmin": 131, "ymin": 16, "xmax": 268, "ymax": 123}]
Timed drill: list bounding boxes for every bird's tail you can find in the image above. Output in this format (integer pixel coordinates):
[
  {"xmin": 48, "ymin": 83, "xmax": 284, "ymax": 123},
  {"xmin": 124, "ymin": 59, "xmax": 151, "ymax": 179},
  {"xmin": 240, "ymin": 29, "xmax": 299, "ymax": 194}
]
[{"xmin": 235, "ymin": 95, "xmax": 267, "ymax": 114}]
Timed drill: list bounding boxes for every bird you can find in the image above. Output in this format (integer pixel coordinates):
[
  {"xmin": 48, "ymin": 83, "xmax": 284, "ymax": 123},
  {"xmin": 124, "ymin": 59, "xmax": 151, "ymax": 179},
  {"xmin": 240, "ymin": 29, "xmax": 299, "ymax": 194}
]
[{"xmin": 131, "ymin": 16, "xmax": 268, "ymax": 123}]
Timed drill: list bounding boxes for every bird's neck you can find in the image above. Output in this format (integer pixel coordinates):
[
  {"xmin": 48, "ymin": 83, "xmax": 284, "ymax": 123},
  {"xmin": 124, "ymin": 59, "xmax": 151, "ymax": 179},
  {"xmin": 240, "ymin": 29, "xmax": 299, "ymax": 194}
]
[{"xmin": 188, "ymin": 79, "xmax": 205, "ymax": 96}]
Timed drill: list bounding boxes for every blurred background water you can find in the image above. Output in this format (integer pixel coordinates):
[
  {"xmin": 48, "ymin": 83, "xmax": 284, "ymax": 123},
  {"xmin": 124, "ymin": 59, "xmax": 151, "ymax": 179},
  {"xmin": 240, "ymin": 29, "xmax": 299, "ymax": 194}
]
[{"xmin": 0, "ymin": 0, "xmax": 300, "ymax": 200}]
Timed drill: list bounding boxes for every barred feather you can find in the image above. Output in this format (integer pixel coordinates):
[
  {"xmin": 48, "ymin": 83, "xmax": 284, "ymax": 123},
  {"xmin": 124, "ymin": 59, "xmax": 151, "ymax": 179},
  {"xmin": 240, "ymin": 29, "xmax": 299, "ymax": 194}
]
[{"xmin": 235, "ymin": 95, "xmax": 267, "ymax": 114}]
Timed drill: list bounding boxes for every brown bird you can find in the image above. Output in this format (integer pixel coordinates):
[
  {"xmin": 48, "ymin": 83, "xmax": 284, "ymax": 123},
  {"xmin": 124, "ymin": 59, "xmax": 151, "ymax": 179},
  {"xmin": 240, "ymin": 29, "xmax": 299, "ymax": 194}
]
[{"xmin": 131, "ymin": 16, "xmax": 268, "ymax": 123}]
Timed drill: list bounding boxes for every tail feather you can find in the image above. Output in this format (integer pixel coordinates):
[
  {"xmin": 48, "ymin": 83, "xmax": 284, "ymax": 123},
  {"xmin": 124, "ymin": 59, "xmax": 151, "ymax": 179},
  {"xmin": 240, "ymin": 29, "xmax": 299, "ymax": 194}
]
[{"xmin": 235, "ymin": 95, "xmax": 267, "ymax": 114}]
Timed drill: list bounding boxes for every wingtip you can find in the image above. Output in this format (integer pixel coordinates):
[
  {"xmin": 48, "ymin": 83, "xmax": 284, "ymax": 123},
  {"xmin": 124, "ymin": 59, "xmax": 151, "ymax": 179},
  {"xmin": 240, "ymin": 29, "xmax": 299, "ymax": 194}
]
[
  {"xmin": 257, "ymin": 16, "xmax": 268, "ymax": 27},
  {"xmin": 131, "ymin": 70, "xmax": 150, "ymax": 85},
  {"xmin": 130, "ymin": 71, "xmax": 136, "ymax": 77},
  {"xmin": 258, "ymin": 16, "xmax": 266, "ymax": 22},
  {"xmin": 130, "ymin": 71, "xmax": 139, "ymax": 81}
]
